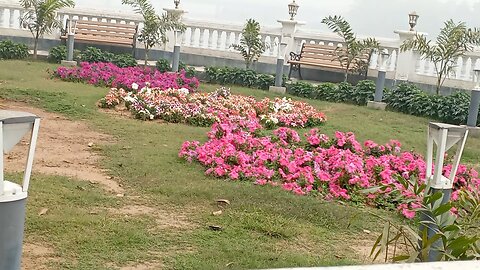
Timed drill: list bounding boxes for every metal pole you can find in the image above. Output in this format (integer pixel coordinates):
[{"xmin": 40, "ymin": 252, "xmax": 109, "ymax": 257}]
[
  {"xmin": 374, "ymin": 70, "xmax": 386, "ymax": 102},
  {"xmin": 172, "ymin": 45, "xmax": 180, "ymax": 72},
  {"xmin": 275, "ymin": 58, "xmax": 284, "ymax": 87},
  {"xmin": 467, "ymin": 89, "xmax": 480, "ymax": 127}
]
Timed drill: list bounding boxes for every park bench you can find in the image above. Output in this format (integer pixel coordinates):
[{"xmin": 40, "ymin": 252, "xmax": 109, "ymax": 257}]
[
  {"xmin": 61, "ymin": 19, "xmax": 139, "ymax": 52},
  {"xmin": 287, "ymin": 43, "xmax": 370, "ymax": 80}
]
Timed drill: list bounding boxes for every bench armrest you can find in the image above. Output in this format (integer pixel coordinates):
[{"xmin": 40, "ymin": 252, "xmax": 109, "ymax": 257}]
[{"xmin": 289, "ymin": 52, "xmax": 301, "ymax": 61}]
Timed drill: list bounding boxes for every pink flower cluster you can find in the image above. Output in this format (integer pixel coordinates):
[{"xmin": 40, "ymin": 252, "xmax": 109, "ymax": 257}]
[
  {"xmin": 179, "ymin": 120, "xmax": 480, "ymax": 218},
  {"xmin": 100, "ymin": 87, "xmax": 327, "ymax": 128},
  {"xmin": 53, "ymin": 62, "xmax": 199, "ymax": 91}
]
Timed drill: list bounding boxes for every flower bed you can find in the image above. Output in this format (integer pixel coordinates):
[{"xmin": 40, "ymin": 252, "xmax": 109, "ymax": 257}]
[
  {"xmin": 53, "ymin": 62, "xmax": 200, "ymax": 91},
  {"xmin": 179, "ymin": 120, "xmax": 480, "ymax": 218},
  {"xmin": 100, "ymin": 87, "xmax": 327, "ymax": 128}
]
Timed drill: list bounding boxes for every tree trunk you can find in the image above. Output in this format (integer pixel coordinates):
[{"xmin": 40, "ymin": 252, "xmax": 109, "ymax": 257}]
[
  {"xmin": 33, "ymin": 38, "xmax": 38, "ymax": 59},
  {"xmin": 144, "ymin": 44, "xmax": 149, "ymax": 69},
  {"xmin": 436, "ymin": 76, "xmax": 442, "ymax": 95}
]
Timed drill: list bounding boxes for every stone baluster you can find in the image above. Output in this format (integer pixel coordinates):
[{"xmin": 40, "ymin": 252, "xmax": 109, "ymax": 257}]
[
  {"xmin": 455, "ymin": 56, "xmax": 463, "ymax": 80},
  {"xmin": 199, "ymin": 28, "xmax": 205, "ymax": 48},
  {"xmin": 9, "ymin": 8, "xmax": 15, "ymax": 28},
  {"xmin": 207, "ymin": 29, "xmax": 214, "ymax": 48},
  {"xmin": 216, "ymin": 31, "xmax": 223, "ymax": 50},
  {"xmin": 225, "ymin": 31, "xmax": 232, "ymax": 50},
  {"xmin": 181, "ymin": 29, "xmax": 187, "ymax": 46},
  {"xmin": 465, "ymin": 57, "xmax": 473, "ymax": 81},
  {"xmin": 190, "ymin": 28, "xmax": 196, "ymax": 47},
  {"xmin": 0, "ymin": 8, "xmax": 4, "ymax": 28}
]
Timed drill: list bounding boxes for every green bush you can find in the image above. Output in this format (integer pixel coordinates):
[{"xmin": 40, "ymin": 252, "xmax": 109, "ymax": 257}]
[
  {"xmin": 179, "ymin": 61, "xmax": 196, "ymax": 78},
  {"xmin": 48, "ymin": 45, "xmax": 67, "ymax": 63},
  {"xmin": 112, "ymin": 54, "xmax": 137, "ymax": 68},
  {"xmin": 205, "ymin": 66, "xmax": 280, "ymax": 90},
  {"xmin": 156, "ymin": 59, "xmax": 196, "ymax": 77},
  {"xmin": 351, "ymin": 80, "xmax": 376, "ymax": 105},
  {"xmin": 79, "ymin": 47, "xmax": 114, "ymax": 63},
  {"xmin": 385, "ymin": 83, "xmax": 474, "ymax": 125},
  {"xmin": 48, "ymin": 45, "xmax": 80, "ymax": 63},
  {"xmin": 313, "ymin": 83, "xmax": 337, "ymax": 101},
  {"xmin": 156, "ymin": 58, "xmax": 171, "ymax": 73},
  {"xmin": 0, "ymin": 40, "xmax": 29, "ymax": 60}
]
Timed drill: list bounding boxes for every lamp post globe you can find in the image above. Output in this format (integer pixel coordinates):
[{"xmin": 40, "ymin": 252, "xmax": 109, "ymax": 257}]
[
  {"xmin": 409, "ymin": 11, "xmax": 419, "ymax": 31},
  {"xmin": 288, "ymin": 0, "xmax": 299, "ymax": 21}
]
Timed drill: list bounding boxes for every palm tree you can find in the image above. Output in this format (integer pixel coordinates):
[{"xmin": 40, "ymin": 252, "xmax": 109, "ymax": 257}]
[
  {"xmin": 122, "ymin": 0, "xmax": 185, "ymax": 66},
  {"xmin": 321, "ymin": 15, "xmax": 379, "ymax": 82},
  {"xmin": 20, "ymin": 0, "xmax": 75, "ymax": 59}
]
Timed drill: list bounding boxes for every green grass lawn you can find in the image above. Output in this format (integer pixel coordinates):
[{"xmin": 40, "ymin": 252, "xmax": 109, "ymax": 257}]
[{"xmin": 1, "ymin": 60, "xmax": 479, "ymax": 269}]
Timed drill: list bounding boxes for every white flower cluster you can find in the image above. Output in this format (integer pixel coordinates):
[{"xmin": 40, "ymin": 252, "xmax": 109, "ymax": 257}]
[{"xmin": 272, "ymin": 97, "xmax": 294, "ymax": 113}]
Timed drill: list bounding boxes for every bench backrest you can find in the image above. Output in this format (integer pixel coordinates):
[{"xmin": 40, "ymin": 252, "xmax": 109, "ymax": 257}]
[
  {"xmin": 67, "ymin": 20, "xmax": 138, "ymax": 46},
  {"xmin": 300, "ymin": 43, "xmax": 370, "ymax": 66}
]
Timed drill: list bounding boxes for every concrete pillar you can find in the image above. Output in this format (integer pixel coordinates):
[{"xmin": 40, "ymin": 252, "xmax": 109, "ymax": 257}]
[
  {"xmin": 269, "ymin": 42, "xmax": 288, "ymax": 94},
  {"xmin": 172, "ymin": 45, "xmax": 181, "ymax": 72},
  {"xmin": 393, "ymin": 30, "xmax": 427, "ymax": 82}
]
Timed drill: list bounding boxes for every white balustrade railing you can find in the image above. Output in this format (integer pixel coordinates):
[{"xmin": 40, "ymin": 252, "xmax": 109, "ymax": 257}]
[
  {"xmin": 414, "ymin": 51, "xmax": 480, "ymax": 82},
  {"xmin": 181, "ymin": 18, "xmax": 281, "ymax": 57}
]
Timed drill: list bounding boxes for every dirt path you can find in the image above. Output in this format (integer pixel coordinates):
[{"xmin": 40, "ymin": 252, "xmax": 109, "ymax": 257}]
[
  {"xmin": 1, "ymin": 100, "xmax": 127, "ymax": 269},
  {"xmin": 2, "ymin": 100, "xmax": 124, "ymax": 194}
]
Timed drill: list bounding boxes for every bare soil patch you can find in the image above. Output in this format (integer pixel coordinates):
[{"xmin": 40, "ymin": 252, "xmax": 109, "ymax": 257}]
[
  {"xmin": 22, "ymin": 242, "xmax": 58, "ymax": 270},
  {"xmin": 105, "ymin": 204, "xmax": 197, "ymax": 231},
  {"xmin": 1, "ymin": 100, "xmax": 124, "ymax": 194}
]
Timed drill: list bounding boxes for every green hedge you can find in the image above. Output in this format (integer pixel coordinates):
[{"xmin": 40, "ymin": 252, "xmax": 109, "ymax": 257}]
[
  {"xmin": 0, "ymin": 40, "xmax": 29, "ymax": 60},
  {"xmin": 155, "ymin": 58, "xmax": 196, "ymax": 78},
  {"xmin": 48, "ymin": 46, "xmax": 137, "ymax": 67},
  {"xmin": 288, "ymin": 80, "xmax": 478, "ymax": 125},
  {"xmin": 384, "ymin": 83, "xmax": 474, "ymax": 125},
  {"xmin": 205, "ymin": 66, "xmax": 285, "ymax": 90},
  {"xmin": 288, "ymin": 80, "xmax": 376, "ymax": 106}
]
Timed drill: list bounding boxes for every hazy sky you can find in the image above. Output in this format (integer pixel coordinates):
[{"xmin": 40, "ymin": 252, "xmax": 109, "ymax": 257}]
[{"xmin": 75, "ymin": 0, "xmax": 480, "ymax": 38}]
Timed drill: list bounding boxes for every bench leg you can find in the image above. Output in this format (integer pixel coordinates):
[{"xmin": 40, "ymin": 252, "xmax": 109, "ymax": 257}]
[
  {"xmin": 298, "ymin": 65, "xmax": 303, "ymax": 80},
  {"xmin": 288, "ymin": 64, "xmax": 293, "ymax": 80}
]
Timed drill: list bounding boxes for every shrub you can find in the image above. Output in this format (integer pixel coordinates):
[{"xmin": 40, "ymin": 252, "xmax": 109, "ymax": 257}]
[
  {"xmin": 178, "ymin": 61, "xmax": 196, "ymax": 78},
  {"xmin": 156, "ymin": 58, "xmax": 171, "ymax": 73},
  {"xmin": 351, "ymin": 80, "xmax": 375, "ymax": 105},
  {"xmin": 205, "ymin": 66, "xmax": 281, "ymax": 90},
  {"xmin": 156, "ymin": 59, "xmax": 196, "ymax": 77},
  {"xmin": 313, "ymin": 83, "xmax": 337, "ymax": 101},
  {"xmin": 48, "ymin": 45, "xmax": 80, "ymax": 63},
  {"xmin": 78, "ymin": 47, "xmax": 114, "ymax": 63},
  {"xmin": 112, "ymin": 54, "xmax": 137, "ymax": 68},
  {"xmin": 0, "ymin": 40, "xmax": 29, "ymax": 60}
]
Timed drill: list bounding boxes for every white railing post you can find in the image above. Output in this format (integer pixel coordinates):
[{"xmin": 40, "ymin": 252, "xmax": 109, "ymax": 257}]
[{"xmin": 9, "ymin": 8, "xmax": 14, "ymax": 28}]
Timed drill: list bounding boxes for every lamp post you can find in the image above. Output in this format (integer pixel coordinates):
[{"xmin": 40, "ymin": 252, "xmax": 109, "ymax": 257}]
[
  {"xmin": 467, "ymin": 69, "xmax": 480, "ymax": 127},
  {"xmin": 367, "ymin": 49, "xmax": 389, "ymax": 110},
  {"xmin": 0, "ymin": 110, "xmax": 41, "ymax": 270},
  {"xmin": 288, "ymin": 0, "xmax": 299, "ymax": 21},
  {"xmin": 174, "ymin": 0, "xmax": 180, "ymax": 9},
  {"xmin": 374, "ymin": 49, "xmax": 389, "ymax": 102},
  {"xmin": 409, "ymin": 11, "xmax": 419, "ymax": 31},
  {"xmin": 61, "ymin": 19, "xmax": 77, "ymax": 66},
  {"xmin": 269, "ymin": 41, "xmax": 288, "ymax": 94},
  {"xmin": 172, "ymin": 29, "xmax": 182, "ymax": 72}
]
